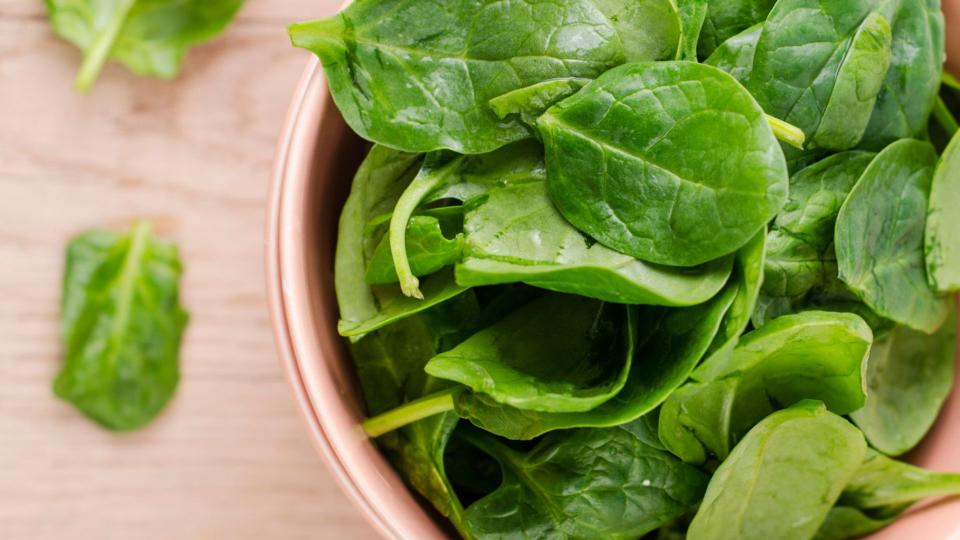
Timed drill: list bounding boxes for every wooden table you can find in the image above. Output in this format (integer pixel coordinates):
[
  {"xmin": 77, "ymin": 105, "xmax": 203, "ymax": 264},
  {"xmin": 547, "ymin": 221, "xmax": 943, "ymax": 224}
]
[{"xmin": 0, "ymin": 1, "xmax": 377, "ymax": 538}]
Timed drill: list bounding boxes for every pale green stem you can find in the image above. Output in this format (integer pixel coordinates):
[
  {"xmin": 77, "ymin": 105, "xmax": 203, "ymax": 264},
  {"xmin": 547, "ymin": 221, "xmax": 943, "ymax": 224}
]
[
  {"xmin": 933, "ymin": 96, "xmax": 959, "ymax": 137},
  {"xmin": 944, "ymin": 71, "xmax": 960, "ymax": 91},
  {"xmin": 362, "ymin": 389, "xmax": 457, "ymax": 438},
  {"xmin": 766, "ymin": 115, "xmax": 806, "ymax": 150},
  {"xmin": 74, "ymin": 0, "xmax": 136, "ymax": 91}
]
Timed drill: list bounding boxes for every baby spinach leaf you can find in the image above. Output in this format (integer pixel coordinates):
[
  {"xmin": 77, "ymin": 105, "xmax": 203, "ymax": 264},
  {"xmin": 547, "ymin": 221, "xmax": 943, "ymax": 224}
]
[
  {"xmin": 851, "ymin": 303, "xmax": 957, "ymax": 456},
  {"xmin": 290, "ymin": 0, "xmax": 680, "ymax": 154},
  {"xmin": 687, "ymin": 401, "xmax": 867, "ymax": 540},
  {"xmin": 697, "ymin": 0, "xmax": 774, "ymax": 58},
  {"xmin": 488, "ymin": 78, "xmax": 591, "ymax": 128},
  {"xmin": 663, "ymin": 311, "xmax": 872, "ymax": 464},
  {"xmin": 835, "ymin": 139, "xmax": 950, "ymax": 334},
  {"xmin": 703, "ymin": 22, "xmax": 761, "ymax": 82},
  {"xmin": 746, "ymin": 1, "xmax": 893, "ymax": 150},
  {"xmin": 860, "ymin": 0, "xmax": 945, "ymax": 148},
  {"xmin": 676, "ymin": 0, "xmax": 709, "ymax": 60},
  {"xmin": 46, "ymin": 0, "xmax": 244, "ymax": 90},
  {"xmin": 454, "ymin": 283, "xmax": 737, "ymax": 439},
  {"xmin": 365, "ymin": 214, "xmax": 463, "ymax": 285},
  {"xmin": 456, "ymin": 182, "xmax": 734, "ymax": 305},
  {"xmin": 591, "ymin": 0, "xmax": 683, "ymax": 62},
  {"xmin": 815, "ymin": 506, "xmax": 899, "ymax": 540},
  {"xmin": 461, "ymin": 422, "xmax": 709, "ymax": 539},
  {"xmin": 925, "ymin": 130, "xmax": 960, "ymax": 292},
  {"xmin": 539, "ymin": 61, "xmax": 788, "ymax": 267},
  {"xmin": 762, "ymin": 152, "xmax": 875, "ymax": 300},
  {"xmin": 425, "ymin": 295, "xmax": 635, "ymax": 413},
  {"xmin": 54, "ymin": 221, "xmax": 188, "ymax": 431},
  {"xmin": 350, "ymin": 295, "xmax": 481, "ymax": 538},
  {"xmin": 334, "ymin": 146, "xmax": 467, "ymax": 339}
]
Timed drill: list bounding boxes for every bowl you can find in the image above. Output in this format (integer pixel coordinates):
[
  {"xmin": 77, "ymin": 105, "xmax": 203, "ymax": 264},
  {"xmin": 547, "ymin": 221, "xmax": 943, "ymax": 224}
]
[{"xmin": 267, "ymin": 51, "xmax": 960, "ymax": 540}]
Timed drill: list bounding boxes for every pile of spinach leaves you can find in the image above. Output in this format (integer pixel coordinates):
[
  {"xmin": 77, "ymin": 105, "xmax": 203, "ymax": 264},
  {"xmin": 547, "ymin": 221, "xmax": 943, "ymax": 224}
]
[{"xmin": 292, "ymin": 0, "xmax": 960, "ymax": 538}]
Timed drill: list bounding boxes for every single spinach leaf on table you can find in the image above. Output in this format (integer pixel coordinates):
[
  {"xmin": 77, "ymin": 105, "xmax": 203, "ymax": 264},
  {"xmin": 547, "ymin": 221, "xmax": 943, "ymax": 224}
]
[
  {"xmin": 55, "ymin": 221, "xmax": 188, "ymax": 431},
  {"xmin": 835, "ymin": 139, "xmax": 950, "ymax": 334},
  {"xmin": 46, "ymin": 0, "xmax": 244, "ymax": 90},
  {"xmin": 703, "ymin": 22, "xmax": 760, "ymax": 82},
  {"xmin": 926, "ymin": 130, "xmax": 960, "ymax": 292},
  {"xmin": 851, "ymin": 303, "xmax": 957, "ymax": 455},
  {"xmin": 662, "ymin": 311, "xmax": 872, "ymax": 464},
  {"xmin": 687, "ymin": 401, "xmax": 867, "ymax": 540},
  {"xmin": 456, "ymin": 182, "xmax": 734, "ymax": 305},
  {"xmin": 697, "ymin": 0, "xmax": 774, "ymax": 58},
  {"xmin": 425, "ymin": 294, "xmax": 636, "ymax": 413},
  {"xmin": 289, "ymin": 0, "xmax": 680, "ymax": 154},
  {"xmin": 539, "ymin": 61, "xmax": 788, "ymax": 267},
  {"xmin": 453, "ymin": 283, "xmax": 737, "ymax": 440},
  {"xmin": 334, "ymin": 145, "xmax": 468, "ymax": 339},
  {"xmin": 350, "ymin": 293, "xmax": 481, "ymax": 538},
  {"xmin": 460, "ymin": 421, "xmax": 709, "ymax": 539},
  {"xmin": 860, "ymin": 0, "xmax": 945, "ymax": 149},
  {"xmin": 746, "ymin": 0, "xmax": 893, "ymax": 150}
]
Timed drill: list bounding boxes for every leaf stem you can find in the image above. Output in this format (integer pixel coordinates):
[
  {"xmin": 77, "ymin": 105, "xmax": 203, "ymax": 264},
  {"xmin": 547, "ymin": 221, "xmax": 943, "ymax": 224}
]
[
  {"xmin": 362, "ymin": 388, "xmax": 457, "ymax": 438},
  {"xmin": 74, "ymin": 0, "xmax": 136, "ymax": 91},
  {"xmin": 944, "ymin": 72, "xmax": 960, "ymax": 91},
  {"xmin": 932, "ymin": 96, "xmax": 959, "ymax": 138},
  {"xmin": 765, "ymin": 115, "xmax": 806, "ymax": 150}
]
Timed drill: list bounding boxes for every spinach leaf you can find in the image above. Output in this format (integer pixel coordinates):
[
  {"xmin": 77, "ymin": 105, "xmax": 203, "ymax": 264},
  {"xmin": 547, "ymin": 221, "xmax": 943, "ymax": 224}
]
[
  {"xmin": 762, "ymin": 152, "xmax": 874, "ymax": 301},
  {"xmin": 365, "ymin": 214, "xmax": 463, "ymax": 285},
  {"xmin": 687, "ymin": 401, "xmax": 867, "ymax": 540},
  {"xmin": 860, "ymin": 0, "xmax": 945, "ymax": 148},
  {"xmin": 815, "ymin": 507, "xmax": 899, "ymax": 540},
  {"xmin": 591, "ymin": 0, "xmax": 683, "ymax": 62},
  {"xmin": 46, "ymin": 0, "xmax": 244, "ymax": 90},
  {"xmin": 488, "ymin": 78, "xmax": 591, "ymax": 128},
  {"xmin": 289, "ymin": 0, "xmax": 680, "ymax": 154},
  {"xmin": 425, "ymin": 295, "xmax": 635, "ymax": 413},
  {"xmin": 851, "ymin": 304, "xmax": 957, "ymax": 455},
  {"xmin": 539, "ymin": 61, "xmax": 788, "ymax": 267},
  {"xmin": 350, "ymin": 295, "xmax": 481, "ymax": 538},
  {"xmin": 334, "ymin": 146, "xmax": 467, "ymax": 339},
  {"xmin": 676, "ymin": 0, "xmax": 709, "ymax": 60},
  {"xmin": 453, "ymin": 283, "xmax": 737, "ymax": 439},
  {"xmin": 461, "ymin": 422, "xmax": 709, "ymax": 539},
  {"xmin": 697, "ymin": 0, "xmax": 774, "ymax": 58},
  {"xmin": 925, "ymin": 130, "xmax": 960, "ymax": 292},
  {"xmin": 746, "ymin": 1, "xmax": 893, "ymax": 150},
  {"xmin": 703, "ymin": 23, "xmax": 761, "ymax": 82},
  {"xmin": 835, "ymin": 139, "xmax": 950, "ymax": 334},
  {"xmin": 54, "ymin": 221, "xmax": 188, "ymax": 431},
  {"xmin": 663, "ymin": 311, "xmax": 872, "ymax": 464},
  {"xmin": 456, "ymin": 182, "xmax": 734, "ymax": 305}
]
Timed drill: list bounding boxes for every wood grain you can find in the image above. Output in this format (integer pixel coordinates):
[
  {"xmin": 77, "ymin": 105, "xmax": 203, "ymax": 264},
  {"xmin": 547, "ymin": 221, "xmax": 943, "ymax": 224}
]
[{"xmin": 0, "ymin": 2, "xmax": 377, "ymax": 538}]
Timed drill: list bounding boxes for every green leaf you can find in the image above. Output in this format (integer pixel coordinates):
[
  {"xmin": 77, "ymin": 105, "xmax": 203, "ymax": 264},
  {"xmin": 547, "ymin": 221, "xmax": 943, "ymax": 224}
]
[
  {"xmin": 835, "ymin": 139, "xmax": 950, "ymax": 334},
  {"xmin": 687, "ymin": 401, "xmax": 867, "ymax": 540},
  {"xmin": 925, "ymin": 130, "xmax": 960, "ymax": 292},
  {"xmin": 675, "ymin": 0, "xmax": 709, "ymax": 60},
  {"xmin": 365, "ymin": 214, "xmax": 463, "ymax": 285},
  {"xmin": 55, "ymin": 221, "xmax": 188, "ymax": 431},
  {"xmin": 539, "ymin": 61, "xmax": 788, "ymax": 267},
  {"xmin": 703, "ymin": 22, "xmax": 761, "ymax": 82},
  {"xmin": 426, "ymin": 295, "xmax": 634, "ymax": 413},
  {"xmin": 45, "ymin": 0, "xmax": 244, "ymax": 90},
  {"xmin": 860, "ymin": 0, "xmax": 945, "ymax": 148},
  {"xmin": 289, "ymin": 0, "xmax": 679, "ymax": 154},
  {"xmin": 591, "ymin": 0, "xmax": 683, "ymax": 62},
  {"xmin": 488, "ymin": 78, "xmax": 591, "ymax": 128},
  {"xmin": 457, "ymin": 182, "xmax": 734, "ymax": 305},
  {"xmin": 814, "ymin": 506, "xmax": 899, "ymax": 540},
  {"xmin": 746, "ymin": 1, "xmax": 893, "ymax": 150},
  {"xmin": 454, "ymin": 283, "xmax": 737, "ymax": 439},
  {"xmin": 697, "ymin": 0, "xmax": 775, "ymax": 58},
  {"xmin": 663, "ymin": 311, "xmax": 872, "ymax": 464},
  {"xmin": 851, "ymin": 304, "xmax": 957, "ymax": 455},
  {"xmin": 461, "ymin": 422, "xmax": 709, "ymax": 539}
]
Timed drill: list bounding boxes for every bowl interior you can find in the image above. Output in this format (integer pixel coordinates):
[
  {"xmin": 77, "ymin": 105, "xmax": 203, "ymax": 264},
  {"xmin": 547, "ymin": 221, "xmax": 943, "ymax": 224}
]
[{"xmin": 269, "ymin": 61, "xmax": 960, "ymax": 540}]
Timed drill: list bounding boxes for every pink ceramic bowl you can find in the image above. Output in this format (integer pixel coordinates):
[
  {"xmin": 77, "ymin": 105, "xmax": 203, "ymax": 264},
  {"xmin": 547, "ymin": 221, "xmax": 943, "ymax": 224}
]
[{"xmin": 267, "ymin": 26, "xmax": 960, "ymax": 540}]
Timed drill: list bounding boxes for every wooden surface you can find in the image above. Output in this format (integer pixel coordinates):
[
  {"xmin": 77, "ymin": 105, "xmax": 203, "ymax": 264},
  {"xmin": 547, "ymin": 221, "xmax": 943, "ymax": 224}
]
[{"xmin": 0, "ymin": 1, "xmax": 377, "ymax": 538}]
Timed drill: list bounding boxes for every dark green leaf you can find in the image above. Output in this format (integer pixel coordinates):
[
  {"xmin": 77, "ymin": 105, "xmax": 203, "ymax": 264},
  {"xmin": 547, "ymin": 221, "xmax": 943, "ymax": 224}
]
[
  {"xmin": 55, "ymin": 221, "xmax": 188, "ymax": 431},
  {"xmin": 703, "ymin": 22, "xmax": 761, "ymax": 82},
  {"xmin": 687, "ymin": 401, "xmax": 867, "ymax": 540},
  {"xmin": 457, "ymin": 182, "xmax": 734, "ymax": 305},
  {"xmin": 462, "ymin": 422, "xmax": 709, "ymax": 539},
  {"xmin": 365, "ymin": 214, "xmax": 463, "ymax": 285},
  {"xmin": 488, "ymin": 78, "xmax": 591, "ymax": 128},
  {"xmin": 925, "ymin": 130, "xmax": 960, "ymax": 292},
  {"xmin": 835, "ymin": 139, "xmax": 950, "ymax": 333},
  {"xmin": 46, "ymin": 0, "xmax": 244, "ymax": 90},
  {"xmin": 539, "ymin": 61, "xmax": 788, "ymax": 266},
  {"xmin": 697, "ymin": 0, "xmax": 774, "ymax": 58}
]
